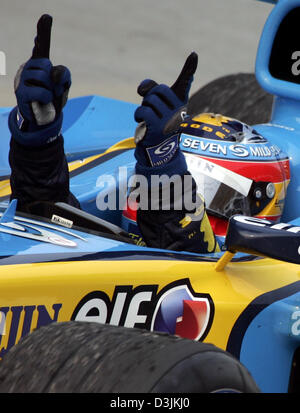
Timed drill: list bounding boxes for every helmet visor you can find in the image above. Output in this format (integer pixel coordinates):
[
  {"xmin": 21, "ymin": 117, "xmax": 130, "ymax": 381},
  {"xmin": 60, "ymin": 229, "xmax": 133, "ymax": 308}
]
[{"xmin": 184, "ymin": 153, "xmax": 270, "ymax": 219}]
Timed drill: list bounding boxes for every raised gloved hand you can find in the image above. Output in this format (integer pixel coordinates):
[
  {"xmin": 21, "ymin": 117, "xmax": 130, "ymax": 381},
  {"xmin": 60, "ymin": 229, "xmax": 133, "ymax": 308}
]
[
  {"xmin": 9, "ymin": 14, "xmax": 71, "ymax": 146},
  {"xmin": 134, "ymin": 52, "xmax": 198, "ymax": 178}
]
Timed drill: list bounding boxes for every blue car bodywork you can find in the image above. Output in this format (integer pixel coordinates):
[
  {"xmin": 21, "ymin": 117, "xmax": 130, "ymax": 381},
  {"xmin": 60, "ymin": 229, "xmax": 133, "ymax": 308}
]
[{"xmin": 0, "ymin": 0, "xmax": 300, "ymax": 393}]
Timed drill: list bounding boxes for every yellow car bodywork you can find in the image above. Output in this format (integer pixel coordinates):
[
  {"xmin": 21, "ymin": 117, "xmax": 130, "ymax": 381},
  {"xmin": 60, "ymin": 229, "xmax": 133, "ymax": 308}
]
[{"xmin": 0, "ymin": 253, "xmax": 299, "ymax": 358}]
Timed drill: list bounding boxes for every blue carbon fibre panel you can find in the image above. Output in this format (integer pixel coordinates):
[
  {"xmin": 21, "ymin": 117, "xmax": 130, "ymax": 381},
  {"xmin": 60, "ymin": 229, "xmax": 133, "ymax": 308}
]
[
  {"xmin": 0, "ymin": 108, "xmax": 11, "ymax": 176},
  {"xmin": 226, "ymin": 281, "xmax": 300, "ymax": 393},
  {"xmin": 71, "ymin": 150, "xmax": 136, "ymax": 225},
  {"xmin": 255, "ymin": 0, "xmax": 300, "ymax": 221},
  {"xmin": 62, "ymin": 95, "xmax": 137, "ymax": 160},
  {"xmin": 0, "ymin": 95, "xmax": 138, "ymax": 175},
  {"xmin": 239, "ymin": 290, "xmax": 300, "ymax": 392}
]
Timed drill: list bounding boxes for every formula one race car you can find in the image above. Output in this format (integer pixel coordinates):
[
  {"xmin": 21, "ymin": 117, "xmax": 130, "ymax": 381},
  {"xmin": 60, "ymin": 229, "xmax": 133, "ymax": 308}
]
[{"xmin": 0, "ymin": 0, "xmax": 299, "ymax": 394}]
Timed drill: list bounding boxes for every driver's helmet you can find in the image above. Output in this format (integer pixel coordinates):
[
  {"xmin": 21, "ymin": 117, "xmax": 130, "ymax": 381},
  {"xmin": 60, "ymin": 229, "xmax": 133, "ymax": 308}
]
[
  {"xmin": 179, "ymin": 113, "xmax": 290, "ymax": 236},
  {"xmin": 122, "ymin": 113, "xmax": 290, "ymax": 239}
]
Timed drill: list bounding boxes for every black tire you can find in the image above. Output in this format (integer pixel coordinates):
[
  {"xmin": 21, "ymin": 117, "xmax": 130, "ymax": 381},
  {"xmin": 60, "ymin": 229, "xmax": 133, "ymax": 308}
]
[
  {"xmin": 188, "ymin": 73, "xmax": 273, "ymax": 125},
  {"xmin": 0, "ymin": 321, "xmax": 259, "ymax": 393}
]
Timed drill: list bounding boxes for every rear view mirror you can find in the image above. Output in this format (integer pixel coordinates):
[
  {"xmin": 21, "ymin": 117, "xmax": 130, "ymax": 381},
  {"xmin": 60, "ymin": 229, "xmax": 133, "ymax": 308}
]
[{"xmin": 215, "ymin": 215, "xmax": 300, "ymax": 271}]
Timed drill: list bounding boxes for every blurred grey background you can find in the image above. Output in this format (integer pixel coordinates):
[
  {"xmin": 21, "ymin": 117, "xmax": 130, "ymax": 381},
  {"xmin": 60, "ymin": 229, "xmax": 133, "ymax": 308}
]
[{"xmin": 0, "ymin": 0, "xmax": 273, "ymax": 107}]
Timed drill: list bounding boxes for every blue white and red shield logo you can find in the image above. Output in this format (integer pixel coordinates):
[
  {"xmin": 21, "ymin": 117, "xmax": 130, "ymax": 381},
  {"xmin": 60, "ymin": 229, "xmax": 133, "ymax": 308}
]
[
  {"xmin": 151, "ymin": 282, "xmax": 213, "ymax": 341},
  {"xmin": 146, "ymin": 134, "xmax": 179, "ymax": 167}
]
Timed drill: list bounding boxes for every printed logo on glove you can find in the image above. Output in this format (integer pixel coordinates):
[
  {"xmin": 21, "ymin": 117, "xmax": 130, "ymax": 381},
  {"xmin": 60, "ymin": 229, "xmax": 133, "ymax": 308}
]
[{"xmin": 146, "ymin": 134, "xmax": 180, "ymax": 167}]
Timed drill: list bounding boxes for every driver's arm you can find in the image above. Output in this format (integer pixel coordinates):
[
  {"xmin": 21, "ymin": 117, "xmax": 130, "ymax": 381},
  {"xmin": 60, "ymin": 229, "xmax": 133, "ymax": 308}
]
[
  {"xmin": 133, "ymin": 53, "xmax": 219, "ymax": 254},
  {"xmin": 8, "ymin": 15, "xmax": 80, "ymax": 216}
]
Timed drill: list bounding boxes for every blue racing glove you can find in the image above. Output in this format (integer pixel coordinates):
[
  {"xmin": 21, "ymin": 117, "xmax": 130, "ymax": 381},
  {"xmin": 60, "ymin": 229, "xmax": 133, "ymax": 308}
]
[
  {"xmin": 8, "ymin": 14, "xmax": 71, "ymax": 146},
  {"xmin": 134, "ymin": 52, "xmax": 198, "ymax": 181}
]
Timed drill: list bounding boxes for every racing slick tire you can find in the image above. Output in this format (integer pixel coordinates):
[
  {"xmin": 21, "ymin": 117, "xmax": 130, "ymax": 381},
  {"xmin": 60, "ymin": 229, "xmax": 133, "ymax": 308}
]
[
  {"xmin": 188, "ymin": 73, "xmax": 273, "ymax": 125},
  {"xmin": 0, "ymin": 321, "xmax": 259, "ymax": 393}
]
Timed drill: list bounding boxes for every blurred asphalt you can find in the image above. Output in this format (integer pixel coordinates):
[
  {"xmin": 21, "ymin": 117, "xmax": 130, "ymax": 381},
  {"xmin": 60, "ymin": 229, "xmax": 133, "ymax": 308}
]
[{"xmin": 0, "ymin": 0, "xmax": 273, "ymax": 106}]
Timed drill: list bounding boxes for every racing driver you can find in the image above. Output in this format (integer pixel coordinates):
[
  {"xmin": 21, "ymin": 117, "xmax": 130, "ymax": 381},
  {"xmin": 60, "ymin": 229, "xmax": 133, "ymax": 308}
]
[{"xmin": 7, "ymin": 15, "xmax": 290, "ymax": 255}]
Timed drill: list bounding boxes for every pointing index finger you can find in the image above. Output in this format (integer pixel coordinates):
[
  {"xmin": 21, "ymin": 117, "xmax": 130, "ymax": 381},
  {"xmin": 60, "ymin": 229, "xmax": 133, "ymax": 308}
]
[
  {"xmin": 171, "ymin": 52, "xmax": 198, "ymax": 102},
  {"xmin": 32, "ymin": 14, "xmax": 53, "ymax": 59}
]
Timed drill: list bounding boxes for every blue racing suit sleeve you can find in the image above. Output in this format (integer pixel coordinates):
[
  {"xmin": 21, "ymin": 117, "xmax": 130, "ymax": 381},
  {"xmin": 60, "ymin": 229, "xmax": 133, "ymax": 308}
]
[
  {"xmin": 8, "ymin": 127, "xmax": 80, "ymax": 215},
  {"xmin": 135, "ymin": 171, "xmax": 220, "ymax": 254}
]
